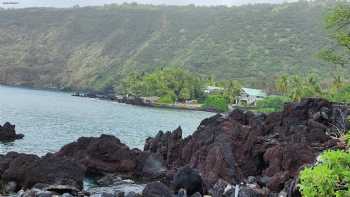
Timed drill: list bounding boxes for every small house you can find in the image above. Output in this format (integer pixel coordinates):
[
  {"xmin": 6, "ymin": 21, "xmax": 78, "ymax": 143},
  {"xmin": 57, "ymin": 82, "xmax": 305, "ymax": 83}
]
[
  {"xmin": 204, "ymin": 86, "xmax": 224, "ymax": 94},
  {"xmin": 236, "ymin": 88, "xmax": 267, "ymax": 106}
]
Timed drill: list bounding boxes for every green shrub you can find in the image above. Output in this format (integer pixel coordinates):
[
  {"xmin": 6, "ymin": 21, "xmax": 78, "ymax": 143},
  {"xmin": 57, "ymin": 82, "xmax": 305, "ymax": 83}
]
[
  {"xmin": 159, "ymin": 94, "xmax": 175, "ymax": 104},
  {"xmin": 299, "ymin": 150, "xmax": 350, "ymax": 197},
  {"xmin": 256, "ymin": 96, "xmax": 291, "ymax": 113},
  {"xmin": 202, "ymin": 95, "xmax": 229, "ymax": 112},
  {"xmin": 329, "ymin": 84, "xmax": 350, "ymax": 103}
]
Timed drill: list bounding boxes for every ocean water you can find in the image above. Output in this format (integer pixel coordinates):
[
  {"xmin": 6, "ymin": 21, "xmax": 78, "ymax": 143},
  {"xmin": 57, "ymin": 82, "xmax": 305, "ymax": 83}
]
[{"xmin": 0, "ymin": 85, "xmax": 213, "ymax": 156}]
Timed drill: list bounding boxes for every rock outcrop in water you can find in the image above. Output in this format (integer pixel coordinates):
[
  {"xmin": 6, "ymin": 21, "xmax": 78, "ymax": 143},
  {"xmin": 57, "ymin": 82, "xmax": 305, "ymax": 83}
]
[
  {"xmin": 0, "ymin": 98, "xmax": 348, "ymax": 196},
  {"xmin": 144, "ymin": 98, "xmax": 349, "ymax": 196},
  {"xmin": 0, "ymin": 122, "xmax": 24, "ymax": 141}
]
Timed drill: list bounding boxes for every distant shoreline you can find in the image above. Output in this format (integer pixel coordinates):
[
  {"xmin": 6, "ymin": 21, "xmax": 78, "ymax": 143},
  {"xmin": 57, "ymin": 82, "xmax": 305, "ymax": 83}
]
[
  {"xmin": 0, "ymin": 83, "xmax": 219, "ymax": 112},
  {"xmin": 72, "ymin": 92, "xmax": 220, "ymax": 113}
]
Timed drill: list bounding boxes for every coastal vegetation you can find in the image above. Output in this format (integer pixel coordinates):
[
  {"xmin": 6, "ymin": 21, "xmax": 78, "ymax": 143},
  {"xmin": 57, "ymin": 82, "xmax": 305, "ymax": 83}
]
[
  {"xmin": 270, "ymin": 2, "xmax": 350, "ymax": 104},
  {"xmin": 274, "ymin": 74, "xmax": 349, "ymax": 103},
  {"xmin": 202, "ymin": 95, "xmax": 229, "ymax": 112},
  {"xmin": 299, "ymin": 149, "xmax": 350, "ymax": 197},
  {"xmin": 119, "ymin": 67, "xmax": 205, "ymax": 103},
  {"xmin": 119, "ymin": 67, "xmax": 241, "ymax": 112},
  {"xmin": 255, "ymin": 95, "xmax": 291, "ymax": 113},
  {"xmin": 0, "ymin": 0, "xmax": 347, "ymax": 92},
  {"xmin": 118, "ymin": 66, "xmax": 350, "ymax": 112},
  {"xmin": 118, "ymin": 0, "xmax": 350, "ymax": 113},
  {"xmin": 297, "ymin": 4, "xmax": 350, "ymax": 196},
  {"xmin": 0, "ymin": 1, "xmax": 350, "ymax": 196}
]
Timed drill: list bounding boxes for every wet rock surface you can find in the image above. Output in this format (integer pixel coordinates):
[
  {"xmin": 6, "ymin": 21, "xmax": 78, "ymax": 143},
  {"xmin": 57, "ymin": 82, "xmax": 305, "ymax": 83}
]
[
  {"xmin": 0, "ymin": 122, "xmax": 24, "ymax": 142},
  {"xmin": 87, "ymin": 175, "xmax": 146, "ymax": 196}
]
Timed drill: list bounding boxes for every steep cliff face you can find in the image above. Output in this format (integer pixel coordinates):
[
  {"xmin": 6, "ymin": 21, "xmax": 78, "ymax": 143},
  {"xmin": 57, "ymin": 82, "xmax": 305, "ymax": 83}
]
[{"xmin": 0, "ymin": 1, "xmax": 340, "ymax": 91}]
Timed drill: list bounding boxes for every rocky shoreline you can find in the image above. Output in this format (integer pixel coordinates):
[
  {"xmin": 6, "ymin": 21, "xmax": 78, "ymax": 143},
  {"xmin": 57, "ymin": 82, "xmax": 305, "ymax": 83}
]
[
  {"xmin": 72, "ymin": 92, "xmax": 218, "ymax": 113},
  {"xmin": 0, "ymin": 98, "xmax": 349, "ymax": 197}
]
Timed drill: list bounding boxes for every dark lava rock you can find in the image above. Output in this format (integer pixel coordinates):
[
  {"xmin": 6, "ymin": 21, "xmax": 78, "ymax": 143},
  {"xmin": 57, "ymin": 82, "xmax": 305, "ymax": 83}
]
[
  {"xmin": 144, "ymin": 127, "xmax": 183, "ymax": 169},
  {"xmin": 208, "ymin": 179, "xmax": 229, "ymax": 197},
  {"xmin": 55, "ymin": 134, "xmax": 151, "ymax": 178},
  {"xmin": 0, "ymin": 152, "xmax": 85, "ymax": 194},
  {"xmin": 96, "ymin": 174, "xmax": 123, "ymax": 186},
  {"xmin": 144, "ymin": 98, "xmax": 349, "ymax": 194},
  {"xmin": 142, "ymin": 182, "xmax": 173, "ymax": 197},
  {"xmin": 1, "ymin": 98, "xmax": 347, "ymax": 196},
  {"xmin": 1, "ymin": 152, "xmax": 40, "ymax": 189},
  {"xmin": 0, "ymin": 122, "xmax": 24, "ymax": 141},
  {"xmin": 209, "ymin": 180, "xmax": 267, "ymax": 197},
  {"xmin": 238, "ymin": 186, "xmax": 264, "ymax": 197},
  {"xmin": 24, "ymin": 154, "xmax": 85, "ymax": 192},
  {"xmin": 173, "ymin": 166, "xmax": 203, "ymax": 195}
]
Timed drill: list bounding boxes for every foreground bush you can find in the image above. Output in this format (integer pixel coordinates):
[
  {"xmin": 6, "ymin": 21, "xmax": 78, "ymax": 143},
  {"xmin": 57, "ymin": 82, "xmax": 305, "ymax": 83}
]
[{"xmin": 299, "ymin": 150, "xmax": 350, "ymax": 197}]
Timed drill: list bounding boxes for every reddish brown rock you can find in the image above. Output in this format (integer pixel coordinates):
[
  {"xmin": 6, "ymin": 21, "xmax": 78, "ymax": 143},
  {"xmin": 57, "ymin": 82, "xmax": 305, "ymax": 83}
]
[
  {"xmin": 0, "ymin": 152, "xmax": 85, "ymax": 194},
  {"xmin": 23, "ymin": 154, "xmax": 85, "ymax": 192},
  {"xmin": 1, "ymin": 152, "xmax": 40, "ymax": 189},
  {"xmin": 55, "ymin": 134, "xmax": 154, "ymax": 179},
  {"xmin": 144, "ymin": 98, "xmax": 349, "ymax": 194},
  {"xmin": 0, "ymin": 98, "xmax": 347, "ymax": 196}
]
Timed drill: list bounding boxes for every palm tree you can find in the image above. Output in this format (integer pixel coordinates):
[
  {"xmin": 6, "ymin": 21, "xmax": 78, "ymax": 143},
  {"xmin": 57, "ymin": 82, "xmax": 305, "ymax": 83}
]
[
  {"xmin": 289, "ymin": 75, "xmax": 304, "ymax": 102},
  {"xmin": 276, "ymin": 75, "xmax": 289, "ymax": 96}
]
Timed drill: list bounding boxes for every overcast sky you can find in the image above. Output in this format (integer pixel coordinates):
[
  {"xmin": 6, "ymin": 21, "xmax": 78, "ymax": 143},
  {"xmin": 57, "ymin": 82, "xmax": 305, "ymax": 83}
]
[{"xmin": 0, "ymin": 0, "xmax": 300, "ymax": 8}]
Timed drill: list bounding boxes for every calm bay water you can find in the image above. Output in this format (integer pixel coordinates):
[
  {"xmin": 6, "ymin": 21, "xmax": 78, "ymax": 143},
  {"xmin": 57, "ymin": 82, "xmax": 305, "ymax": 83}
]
[{"xmin": 0, "ymin": 85, "xmax": 213, "ymax": 156}]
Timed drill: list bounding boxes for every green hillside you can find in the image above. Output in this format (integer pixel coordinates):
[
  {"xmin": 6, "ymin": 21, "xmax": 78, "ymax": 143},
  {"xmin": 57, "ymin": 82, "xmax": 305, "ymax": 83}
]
[{"xmin": 0, "ymin": 1, "xmax": 345, "ymax": 92}]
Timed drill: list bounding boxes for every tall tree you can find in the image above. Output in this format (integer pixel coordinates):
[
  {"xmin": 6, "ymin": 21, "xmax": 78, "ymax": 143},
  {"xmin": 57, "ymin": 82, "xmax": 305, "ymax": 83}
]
[
  {"xmin": 319, "ymin": 3, "xmax": 350, "ymax": 79},
  {"xmin": 222, "ymin": 80, "xmax": 241, "ymax": 104}
]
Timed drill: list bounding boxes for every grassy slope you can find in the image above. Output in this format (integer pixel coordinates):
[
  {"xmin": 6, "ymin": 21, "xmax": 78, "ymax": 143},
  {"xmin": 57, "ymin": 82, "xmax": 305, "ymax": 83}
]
[{"xmin": 0, "ymin": 1, "xmax": 344, "ymax": 91}]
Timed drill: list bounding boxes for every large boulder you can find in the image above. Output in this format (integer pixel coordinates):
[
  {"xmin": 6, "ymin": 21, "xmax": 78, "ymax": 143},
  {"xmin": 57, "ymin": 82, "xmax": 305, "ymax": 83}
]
[
  {"xmin": 173, "ymin": 166, "xmax": 203, "ymax": 195},
  {"xmin": 0, "ymin": 122, "xmax": 24, "ymax": 141},
  {"xmin": 0, "ymin": 152, "xmax": 85, "ymax": 195},
  {"xmin": 1, "ymin": 152, "xmax": 40, "ymax": 189},
  {"xmin": 23, "ymin": 154, "xmax": 85, "ymax": 192},
  {"xmin": 144, "ymin": 98, "xmax": 349, "ymax": 194},
  {"xmin": 55, "ymin": 134, "xmax": 154, "ymax": 179}
]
